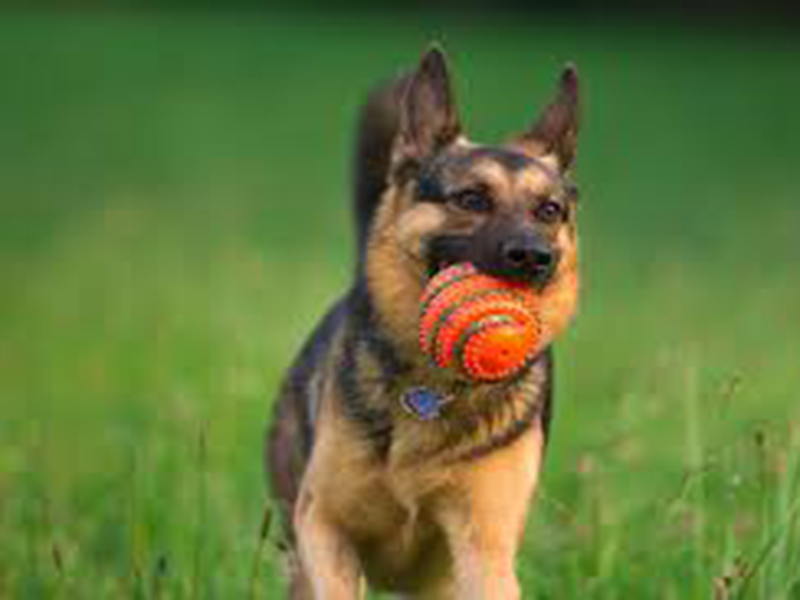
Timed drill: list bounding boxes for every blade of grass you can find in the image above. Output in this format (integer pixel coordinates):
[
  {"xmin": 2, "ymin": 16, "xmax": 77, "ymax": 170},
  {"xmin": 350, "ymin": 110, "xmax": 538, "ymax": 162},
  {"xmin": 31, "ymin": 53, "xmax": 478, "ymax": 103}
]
[
  {"xmin": 190, "ymin": 426, "xmax": 209, "ymax": 600},
  {"xmin": 732, "ymin": 495, "xmax": 800, "ymax": 599}
]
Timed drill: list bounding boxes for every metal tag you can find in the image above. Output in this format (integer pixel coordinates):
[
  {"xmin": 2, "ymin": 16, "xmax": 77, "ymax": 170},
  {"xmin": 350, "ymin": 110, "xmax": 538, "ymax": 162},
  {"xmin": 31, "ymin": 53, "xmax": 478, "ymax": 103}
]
[{"xmin": 401, "ymin": 387, "xmax": 448, "ymax": 420}]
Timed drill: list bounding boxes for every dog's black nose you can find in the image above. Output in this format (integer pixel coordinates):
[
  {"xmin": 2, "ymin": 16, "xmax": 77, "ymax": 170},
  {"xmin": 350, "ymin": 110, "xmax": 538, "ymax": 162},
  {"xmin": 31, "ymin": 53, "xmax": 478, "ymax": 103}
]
[{"xmin": 500, "ymin": 236, "xmax": 556, "ymax": 282}]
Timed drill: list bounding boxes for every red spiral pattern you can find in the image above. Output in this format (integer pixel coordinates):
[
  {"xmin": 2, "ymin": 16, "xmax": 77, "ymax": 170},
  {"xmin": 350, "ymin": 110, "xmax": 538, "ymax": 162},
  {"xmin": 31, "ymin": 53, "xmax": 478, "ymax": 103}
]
[{"xmin": 419, "ymin": 263, "xmax": 543, "ymax": 381}]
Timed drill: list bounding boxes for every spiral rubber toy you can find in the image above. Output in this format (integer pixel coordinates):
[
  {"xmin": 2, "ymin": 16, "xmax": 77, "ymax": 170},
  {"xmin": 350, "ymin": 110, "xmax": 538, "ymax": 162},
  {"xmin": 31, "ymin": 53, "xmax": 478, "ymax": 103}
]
[{"xmin": 419, "ymin": 263, "xmax": 542, "ymax": 382}]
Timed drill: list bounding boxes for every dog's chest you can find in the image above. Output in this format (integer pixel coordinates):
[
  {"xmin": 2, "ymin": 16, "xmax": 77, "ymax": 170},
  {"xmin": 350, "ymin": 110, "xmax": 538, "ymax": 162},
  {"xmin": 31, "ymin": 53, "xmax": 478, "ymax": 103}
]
[
  {"xmin": 312, "ymin": 425, "xmax": 451, "ymax": 582},
  {"xmin": 334, "ymin": 460, "xmax": 451, "ymax": 588}
]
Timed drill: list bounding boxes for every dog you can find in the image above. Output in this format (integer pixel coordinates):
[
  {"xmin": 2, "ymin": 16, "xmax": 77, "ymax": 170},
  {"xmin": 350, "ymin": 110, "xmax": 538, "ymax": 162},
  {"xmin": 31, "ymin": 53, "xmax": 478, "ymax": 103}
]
[{"xmin": 267, "ymin": 45, "xmax": 581, "ymax": 599}]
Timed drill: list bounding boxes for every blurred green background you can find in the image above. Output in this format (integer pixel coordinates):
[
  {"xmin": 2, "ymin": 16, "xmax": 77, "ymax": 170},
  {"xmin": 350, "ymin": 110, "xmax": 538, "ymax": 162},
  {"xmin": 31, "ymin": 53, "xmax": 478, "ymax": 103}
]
[{"xmin": 1, "ymin": 8, "xmax": 799, "ymax": 599}]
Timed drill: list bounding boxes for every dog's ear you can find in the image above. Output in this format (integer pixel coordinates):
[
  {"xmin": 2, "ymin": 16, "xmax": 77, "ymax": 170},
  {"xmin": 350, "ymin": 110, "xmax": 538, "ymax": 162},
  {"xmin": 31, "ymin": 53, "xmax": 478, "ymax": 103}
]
[
  {"xmin": 396, "ymin": 45, "xmax": 461, "ymax": 163},
  {"xmin": 518, "ymin": 65, "xmax": 580, "ymax": 170}
]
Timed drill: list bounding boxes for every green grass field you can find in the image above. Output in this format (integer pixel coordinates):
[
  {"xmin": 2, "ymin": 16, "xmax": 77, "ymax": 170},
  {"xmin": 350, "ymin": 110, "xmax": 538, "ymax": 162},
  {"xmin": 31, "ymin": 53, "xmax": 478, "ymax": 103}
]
[{"xmin": 1, "ymin": 13, "xmax": 799, "ymax": 599}]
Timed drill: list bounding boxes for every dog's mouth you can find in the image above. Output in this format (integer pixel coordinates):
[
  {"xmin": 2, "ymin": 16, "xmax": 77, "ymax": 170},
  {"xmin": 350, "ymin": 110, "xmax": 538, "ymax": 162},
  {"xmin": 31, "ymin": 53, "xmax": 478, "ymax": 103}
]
[
  {"xmin": 424, "ymin": 253, "xmax": 558, "ymax": 290},
  {"xmin": 423, "ymin": 235, "xmax": 472, "ymax": 281},
  {"xmin": 423, "ymin": 234, "xmax": 559, "ymax": 288}
]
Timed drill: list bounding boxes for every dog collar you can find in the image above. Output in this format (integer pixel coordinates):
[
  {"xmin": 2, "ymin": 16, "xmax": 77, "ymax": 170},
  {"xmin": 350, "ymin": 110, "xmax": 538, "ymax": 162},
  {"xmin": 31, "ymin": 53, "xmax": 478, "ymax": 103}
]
[{"xmin": 401, "ymin": 386, "xmax": 454, "ymax": 421}]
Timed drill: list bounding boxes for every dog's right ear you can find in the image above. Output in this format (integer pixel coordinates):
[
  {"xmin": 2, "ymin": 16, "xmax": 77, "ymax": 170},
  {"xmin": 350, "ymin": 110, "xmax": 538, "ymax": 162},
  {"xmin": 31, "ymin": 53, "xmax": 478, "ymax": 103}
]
[
  {"xmin": 516, "ymin": 65, "xmax": 580, "ymax": 170},
  {"xmin": 395, "ymin": 45, "xmax": 461, "ymax": 164}
]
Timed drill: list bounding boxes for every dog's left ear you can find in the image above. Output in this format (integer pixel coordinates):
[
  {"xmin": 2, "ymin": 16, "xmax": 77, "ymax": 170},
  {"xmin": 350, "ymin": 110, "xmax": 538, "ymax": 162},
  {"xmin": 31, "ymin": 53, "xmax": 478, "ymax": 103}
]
[
  {"xmin": 396, "ymin": 45, "xmax": 462, "ymax": 163},
  {"xmin": 518, "ymin": 65, "xmax": 580, "ymax": 170}
]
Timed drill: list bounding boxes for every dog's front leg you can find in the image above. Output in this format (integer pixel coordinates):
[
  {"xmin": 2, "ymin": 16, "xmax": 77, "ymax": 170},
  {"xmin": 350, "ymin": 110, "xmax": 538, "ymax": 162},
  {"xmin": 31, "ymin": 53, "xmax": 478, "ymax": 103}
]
[
  {"xmin": 438, "ymin": 506, "xmax": 522, "ymax": 600},
  {"xmin": 436, "ymin": 425, "xmax": 546, "ymax": 600},
  {"xmin": 295, "ymin": 488, "xmax": 362, "ymax": 600}
]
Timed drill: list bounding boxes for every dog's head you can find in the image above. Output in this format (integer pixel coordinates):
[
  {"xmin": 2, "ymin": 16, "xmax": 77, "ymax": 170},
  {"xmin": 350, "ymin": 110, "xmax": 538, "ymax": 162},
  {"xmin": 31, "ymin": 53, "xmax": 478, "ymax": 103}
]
[{"xmin": 367, "ymin": 46, "xmax": 581, "ymax": 350}]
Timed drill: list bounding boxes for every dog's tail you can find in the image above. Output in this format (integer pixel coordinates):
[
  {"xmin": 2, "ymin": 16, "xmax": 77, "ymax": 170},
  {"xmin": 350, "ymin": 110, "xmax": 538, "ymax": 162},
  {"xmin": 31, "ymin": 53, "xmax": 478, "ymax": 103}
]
[{"xmin": 352, "ymin": 74, "xmax": 411, "ymax": 272}]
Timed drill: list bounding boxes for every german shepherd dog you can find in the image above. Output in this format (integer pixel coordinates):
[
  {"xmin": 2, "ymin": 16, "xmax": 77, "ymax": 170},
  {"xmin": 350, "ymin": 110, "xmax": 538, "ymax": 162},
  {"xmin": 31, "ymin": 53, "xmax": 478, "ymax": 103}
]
[{"xmin": 267, "ymin": 45, "xmax": 581, "ymax": 599}]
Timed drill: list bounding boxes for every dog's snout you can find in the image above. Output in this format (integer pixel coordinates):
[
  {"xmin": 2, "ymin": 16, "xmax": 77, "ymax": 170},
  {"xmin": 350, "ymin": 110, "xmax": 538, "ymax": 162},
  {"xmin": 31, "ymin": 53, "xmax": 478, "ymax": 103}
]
[
  {"xmin": 502, "ymin": 239, "xmax": 553, "ymax": 269},
  {"xmin": 500, "ymin": 236, "xmax": 556, "ymax": 281}
]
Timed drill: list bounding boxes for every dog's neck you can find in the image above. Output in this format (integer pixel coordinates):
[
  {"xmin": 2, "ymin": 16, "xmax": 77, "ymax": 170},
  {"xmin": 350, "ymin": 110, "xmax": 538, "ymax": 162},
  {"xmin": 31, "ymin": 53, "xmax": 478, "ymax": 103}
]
[
  {"xmin": 344, "ymin": 274, "xmax": 554, "ymax": 463},
  {"xmin": 340, "ymin": 286, "xmax": 555, "ymax": 465}
]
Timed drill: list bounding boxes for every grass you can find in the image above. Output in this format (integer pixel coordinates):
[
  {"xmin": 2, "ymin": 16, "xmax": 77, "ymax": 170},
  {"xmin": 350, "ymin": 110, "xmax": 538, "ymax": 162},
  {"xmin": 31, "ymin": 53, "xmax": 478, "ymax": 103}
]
[{"xmin": 1, "ymin": 12, "xmax": 799, "ymax": 599}]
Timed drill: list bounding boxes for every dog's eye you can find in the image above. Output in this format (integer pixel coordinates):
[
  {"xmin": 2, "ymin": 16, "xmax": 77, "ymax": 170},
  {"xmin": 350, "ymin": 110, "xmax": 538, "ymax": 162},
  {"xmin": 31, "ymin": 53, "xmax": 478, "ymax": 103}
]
[
  {"xmin": 533, "ymin": 200, "xmax": 564, "ymax": 224},
  {"xmin": 450, "ymin": 189, "xmax": 493, "ymax": 213}
]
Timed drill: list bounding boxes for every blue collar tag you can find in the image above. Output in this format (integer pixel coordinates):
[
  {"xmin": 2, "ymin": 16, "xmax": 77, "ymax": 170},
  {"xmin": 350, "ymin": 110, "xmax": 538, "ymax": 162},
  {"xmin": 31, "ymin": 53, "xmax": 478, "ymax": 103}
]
[{"xmin": 401, "ymin": 387, "xmax": 446, "ymax": 421}]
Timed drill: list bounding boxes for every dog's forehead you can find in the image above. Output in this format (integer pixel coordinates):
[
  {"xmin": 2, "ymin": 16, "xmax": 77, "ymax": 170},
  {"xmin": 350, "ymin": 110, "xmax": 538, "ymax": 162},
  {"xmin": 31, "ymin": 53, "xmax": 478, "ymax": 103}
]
[{"xmin": 436, "ymin": 144, "xmax": 560, "ymax": 195}]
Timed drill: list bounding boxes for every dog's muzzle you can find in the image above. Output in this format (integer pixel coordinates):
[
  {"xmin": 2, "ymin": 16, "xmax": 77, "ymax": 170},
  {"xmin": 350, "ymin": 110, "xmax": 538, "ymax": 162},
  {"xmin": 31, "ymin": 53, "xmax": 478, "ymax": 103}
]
[
  {"xmin": 497, "ymin": 234, "xmax": 558, "ymax": 285},
  {"xmin": 424, "ymin": 229, "xmax": 559, "ymax": 286}
]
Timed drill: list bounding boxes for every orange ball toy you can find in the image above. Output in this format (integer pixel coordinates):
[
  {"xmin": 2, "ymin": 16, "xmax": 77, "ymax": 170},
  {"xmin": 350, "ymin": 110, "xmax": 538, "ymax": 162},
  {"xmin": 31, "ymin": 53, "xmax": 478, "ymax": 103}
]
[{"xmin": 419, "ymin": 263, "xmax": 543, "ymax": 382}]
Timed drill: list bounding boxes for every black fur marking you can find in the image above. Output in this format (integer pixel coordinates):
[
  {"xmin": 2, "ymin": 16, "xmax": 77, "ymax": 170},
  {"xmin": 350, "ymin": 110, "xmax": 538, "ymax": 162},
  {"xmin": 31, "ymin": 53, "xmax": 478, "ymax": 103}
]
[
  {"xmin": 454, "ymin": 146, "xmax": 559, "ymax": 178},
  {"xmin": 466, "ymin": 147, "xmax": 541, "ymax": 172},
  {"xmin": 415, "ymin": 163, "xmax": 448, "ymax": 203},
  {"xmin": 282, "ymin": 297, "xmax": 351, "ymax": 458},
  {"xmin": 349, "ymin": 279, "xmax": 411, "ymax": 383},
  {"xmin": 338, "ymin": 334, "xmax": 395, "ymax": 458},
  {"xmin": 425, "ymin": 234, "xmax": 474, "ymax": 275},
  {"xmin": 337, "ymin": 280, "xmax": 408, "ymax": 458}
]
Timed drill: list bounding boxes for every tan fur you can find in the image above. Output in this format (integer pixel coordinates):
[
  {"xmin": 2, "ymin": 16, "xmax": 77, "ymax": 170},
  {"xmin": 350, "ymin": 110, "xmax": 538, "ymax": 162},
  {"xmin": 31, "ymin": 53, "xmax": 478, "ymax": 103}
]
[
  {"xmin": 365, "ymin": 187, "xmax": 431, "ymax": 357},
  {"xmin": 295, "ymin": 346, "xmax": 548, "ymax": 598}
]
